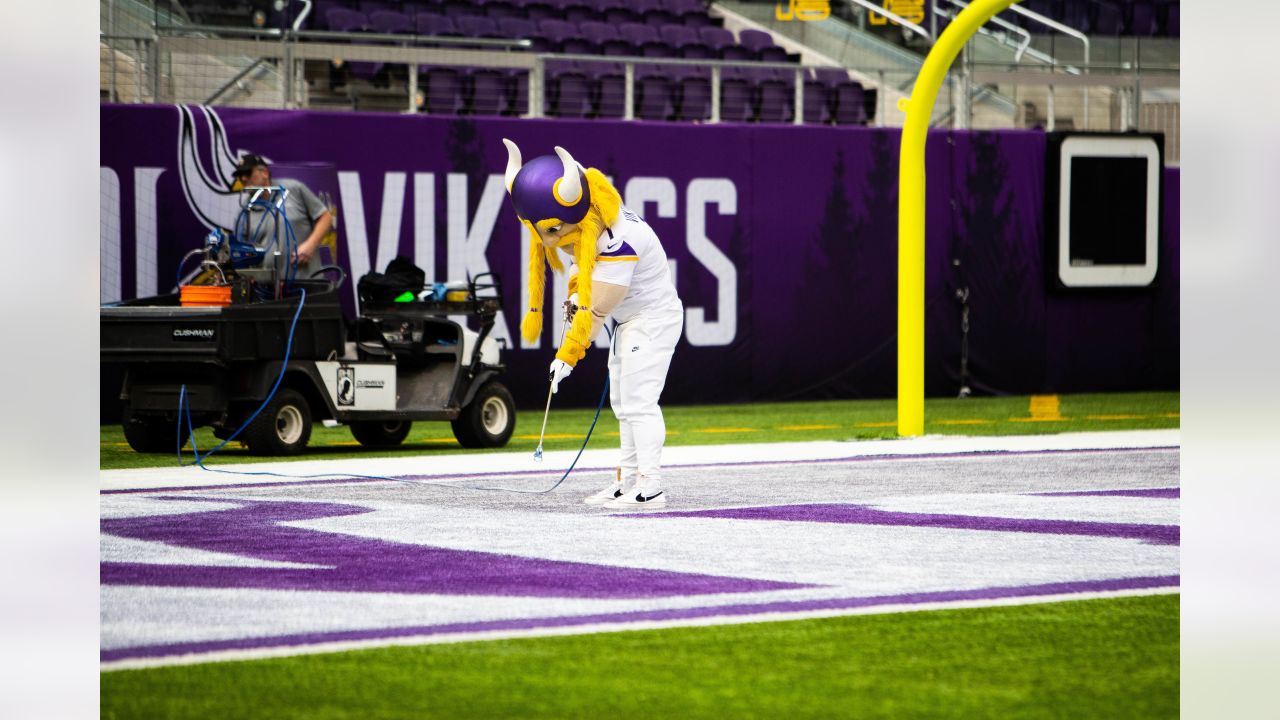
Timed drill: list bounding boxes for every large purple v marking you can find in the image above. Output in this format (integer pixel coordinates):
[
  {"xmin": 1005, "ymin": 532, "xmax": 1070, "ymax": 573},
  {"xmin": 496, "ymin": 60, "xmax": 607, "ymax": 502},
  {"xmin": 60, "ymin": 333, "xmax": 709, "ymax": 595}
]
[{"xmin": 101, "ymin": 498, "xmax": 810, "ymax": 599}]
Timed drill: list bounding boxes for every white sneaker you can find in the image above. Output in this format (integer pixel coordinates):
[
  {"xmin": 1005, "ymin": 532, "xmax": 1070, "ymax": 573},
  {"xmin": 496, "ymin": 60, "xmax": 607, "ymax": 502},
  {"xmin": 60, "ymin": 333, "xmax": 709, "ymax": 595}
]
[
  {"xmin": 583, "ymin": 469, "xmax": 635, "ymax": 506},
  {"xmin": 603, "ymin": 484, "xmax": 668, "ymax": 509}
]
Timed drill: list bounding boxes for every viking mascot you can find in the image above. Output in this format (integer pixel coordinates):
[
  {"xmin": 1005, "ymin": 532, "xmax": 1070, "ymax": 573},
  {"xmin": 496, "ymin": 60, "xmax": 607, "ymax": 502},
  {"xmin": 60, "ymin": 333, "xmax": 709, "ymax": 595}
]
[{"xmin": 503, "ymin": 139, "xmax": 684, "ymax": 508}]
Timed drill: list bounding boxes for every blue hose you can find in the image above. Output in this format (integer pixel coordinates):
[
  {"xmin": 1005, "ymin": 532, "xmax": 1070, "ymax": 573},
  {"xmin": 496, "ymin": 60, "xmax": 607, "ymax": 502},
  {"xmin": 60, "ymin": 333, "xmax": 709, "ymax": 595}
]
[{"xmin": 174, "ymin": 288, "xmax": 613, "ymax": 494}]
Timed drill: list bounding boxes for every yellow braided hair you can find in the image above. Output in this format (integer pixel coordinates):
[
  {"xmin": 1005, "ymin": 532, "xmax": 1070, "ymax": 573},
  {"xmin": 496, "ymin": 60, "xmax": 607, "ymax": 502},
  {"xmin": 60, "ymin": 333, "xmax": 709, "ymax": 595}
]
[
  {"xmin": 519, "ymin": 222, "xmax": 546, "ymax": 343},
  {"xmin": 556, "ymin": 168, "xmax": 621, "ymax": 366}
]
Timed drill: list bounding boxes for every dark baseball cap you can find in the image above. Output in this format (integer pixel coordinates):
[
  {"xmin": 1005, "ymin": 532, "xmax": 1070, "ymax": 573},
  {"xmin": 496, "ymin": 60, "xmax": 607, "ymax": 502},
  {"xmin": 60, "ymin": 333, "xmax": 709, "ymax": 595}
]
[{"xmin": 234, "ymin": 154, "xmax": 269, "ymax": 177}]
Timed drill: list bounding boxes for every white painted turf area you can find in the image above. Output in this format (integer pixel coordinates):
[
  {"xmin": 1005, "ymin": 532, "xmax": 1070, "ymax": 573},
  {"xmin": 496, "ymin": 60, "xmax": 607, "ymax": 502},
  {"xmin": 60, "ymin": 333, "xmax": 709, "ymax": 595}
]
[{"xmin": 100, "ymin": 430, "xmax": 1179, "ymax": 669}]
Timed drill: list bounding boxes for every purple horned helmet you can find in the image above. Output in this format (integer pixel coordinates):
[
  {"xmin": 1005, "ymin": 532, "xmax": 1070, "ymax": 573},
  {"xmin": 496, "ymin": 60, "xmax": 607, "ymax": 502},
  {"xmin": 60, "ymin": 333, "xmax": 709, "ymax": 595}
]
[{"xmin": 502, "ymin": 139, "xmax": 591, "ymax": 225}]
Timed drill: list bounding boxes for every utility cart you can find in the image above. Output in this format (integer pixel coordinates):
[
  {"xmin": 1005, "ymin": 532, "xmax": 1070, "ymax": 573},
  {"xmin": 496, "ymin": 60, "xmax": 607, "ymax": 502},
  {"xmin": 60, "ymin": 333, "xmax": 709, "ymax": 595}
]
[{"xmin": 100, "ymin": 273, "xmax": 516, "ymax": 455}]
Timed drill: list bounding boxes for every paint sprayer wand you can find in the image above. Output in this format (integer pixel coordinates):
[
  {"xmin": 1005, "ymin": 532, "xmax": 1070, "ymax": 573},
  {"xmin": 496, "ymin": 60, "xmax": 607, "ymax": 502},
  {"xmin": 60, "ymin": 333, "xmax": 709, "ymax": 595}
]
[
  {"xmin": 533, "ymin": 381, "xmax": 553, "ymax": 462},
  {"xmin": 534, "ymin": 304, "xmax": 574, "ymax": 462}
]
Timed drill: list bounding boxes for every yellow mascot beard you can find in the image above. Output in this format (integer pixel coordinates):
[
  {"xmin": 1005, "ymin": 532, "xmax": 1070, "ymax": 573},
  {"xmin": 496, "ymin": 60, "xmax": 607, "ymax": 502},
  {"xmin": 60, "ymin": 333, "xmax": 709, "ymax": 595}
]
[{"xmin": 519, "ymin": 167, "xmax": 622, "ymax": 367}]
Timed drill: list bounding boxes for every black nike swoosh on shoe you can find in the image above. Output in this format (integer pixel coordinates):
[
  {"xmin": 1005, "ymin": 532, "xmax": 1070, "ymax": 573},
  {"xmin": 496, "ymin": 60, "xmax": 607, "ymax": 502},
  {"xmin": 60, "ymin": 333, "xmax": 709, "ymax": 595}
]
[{"xmin": 636, "ymin": 492, "xmax": 663, "ymax": 502}]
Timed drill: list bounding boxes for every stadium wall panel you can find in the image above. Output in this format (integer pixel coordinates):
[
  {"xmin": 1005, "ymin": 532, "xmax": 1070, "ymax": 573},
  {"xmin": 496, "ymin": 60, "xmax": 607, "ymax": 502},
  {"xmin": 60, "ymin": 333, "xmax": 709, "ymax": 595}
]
[{"xmin": 99, "ymin": 104, "xmax": 1178, "ymax": 414}]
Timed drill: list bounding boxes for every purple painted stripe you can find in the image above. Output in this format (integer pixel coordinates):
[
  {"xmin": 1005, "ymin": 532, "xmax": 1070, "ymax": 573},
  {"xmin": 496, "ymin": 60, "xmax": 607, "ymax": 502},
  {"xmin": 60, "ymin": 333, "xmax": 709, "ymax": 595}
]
[
  {"xmin": 1034, "ymin": 488, "xmax": 1180, "ymax": 499},
  {"xmin": 102, "ymin": 497, "xmax": 809, "ymax": 599},
  {"xmin": 625, "ymin": 504, "xmax": 1179, "ymax": 546},
  {"xmin": 101, "ymin": 446, "xmax": 1180, "ymax": 496},
  {"xmin": 100, "ymin": 575, "xmax": 1180, "ymax": 663}
]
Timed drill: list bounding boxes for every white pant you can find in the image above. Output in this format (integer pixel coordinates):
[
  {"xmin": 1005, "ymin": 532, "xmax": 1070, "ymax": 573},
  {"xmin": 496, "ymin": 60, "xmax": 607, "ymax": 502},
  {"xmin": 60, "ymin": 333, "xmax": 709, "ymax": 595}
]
[{"xmin": 608, "ymin": 310, "xmax": 683, "ymax": 484}]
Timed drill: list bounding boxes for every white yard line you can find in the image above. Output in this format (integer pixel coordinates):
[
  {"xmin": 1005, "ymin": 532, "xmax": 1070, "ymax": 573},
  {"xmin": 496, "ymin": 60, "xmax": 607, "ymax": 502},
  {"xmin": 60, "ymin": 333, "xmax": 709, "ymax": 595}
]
[{"xmin": 101, "ymin": 429, "xmax": 1180, "ymax": 492}]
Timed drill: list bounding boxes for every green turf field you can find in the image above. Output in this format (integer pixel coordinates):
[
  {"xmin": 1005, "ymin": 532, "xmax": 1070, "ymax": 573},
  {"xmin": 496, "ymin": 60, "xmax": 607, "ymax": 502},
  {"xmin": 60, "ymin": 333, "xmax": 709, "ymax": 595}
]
[
  {"xmin": 100, "ymin": 391, "xmax": 1179, "ymax": 469},
  {"xmin": 100, "ymin": 593, "xmax": 1178, "ymax": 720}
]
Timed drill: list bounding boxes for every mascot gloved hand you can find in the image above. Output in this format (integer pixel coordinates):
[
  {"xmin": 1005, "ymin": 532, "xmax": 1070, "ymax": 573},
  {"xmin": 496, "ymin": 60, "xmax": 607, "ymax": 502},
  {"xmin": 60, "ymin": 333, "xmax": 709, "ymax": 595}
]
[{"xmin": 549, "ymin": 358, "xmax": 573, "ymax": 394}]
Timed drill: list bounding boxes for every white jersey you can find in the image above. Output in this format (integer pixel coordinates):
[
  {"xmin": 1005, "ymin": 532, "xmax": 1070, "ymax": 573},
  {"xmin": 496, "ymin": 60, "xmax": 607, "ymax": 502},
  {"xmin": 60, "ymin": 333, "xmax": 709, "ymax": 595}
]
[{"xmin": 563, "ymin": 205, "xmax": 682, "ymax": 324}]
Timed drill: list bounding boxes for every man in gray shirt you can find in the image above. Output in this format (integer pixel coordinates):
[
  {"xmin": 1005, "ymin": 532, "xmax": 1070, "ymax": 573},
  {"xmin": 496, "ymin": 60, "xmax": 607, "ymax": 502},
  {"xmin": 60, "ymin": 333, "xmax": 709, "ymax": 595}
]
[{"xmin": 233, "ymin": 154, "xmax": 333, "ymax": 280}]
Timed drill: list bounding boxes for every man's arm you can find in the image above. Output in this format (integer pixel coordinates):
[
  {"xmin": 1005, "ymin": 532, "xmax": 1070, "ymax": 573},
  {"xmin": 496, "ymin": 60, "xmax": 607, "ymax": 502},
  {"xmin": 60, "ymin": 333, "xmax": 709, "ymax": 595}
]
[
  {"xmin": 294, "ymin": 210, "xmax": 332, "ymax": 266},
  {"xmin": 293, "ymin": 182, "xmax": 332, "ymax": 266}
]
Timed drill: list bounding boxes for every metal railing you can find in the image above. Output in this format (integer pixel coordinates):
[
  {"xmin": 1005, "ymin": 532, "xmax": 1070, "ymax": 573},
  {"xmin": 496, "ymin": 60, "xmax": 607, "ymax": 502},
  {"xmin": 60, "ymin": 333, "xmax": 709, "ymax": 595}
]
[{"xmin": 99, "ymin": 20, "xmax": 1177, "ymax": 154}]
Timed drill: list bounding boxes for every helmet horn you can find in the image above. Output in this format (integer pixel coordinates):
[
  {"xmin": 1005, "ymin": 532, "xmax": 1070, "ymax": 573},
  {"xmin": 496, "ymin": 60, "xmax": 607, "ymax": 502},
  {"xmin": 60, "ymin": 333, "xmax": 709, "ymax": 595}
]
[
  {"xmin": 553, "ymin": 146, "xmax": 582, "ymax": 205},
  {"xmin": 502, "ymin": 138, "xmax": 522, "ymax": 192}
]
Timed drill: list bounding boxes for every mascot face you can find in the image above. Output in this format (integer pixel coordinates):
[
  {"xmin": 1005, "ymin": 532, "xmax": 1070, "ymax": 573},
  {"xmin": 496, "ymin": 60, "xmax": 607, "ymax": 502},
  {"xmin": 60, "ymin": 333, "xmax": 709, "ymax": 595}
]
[{"xmin": 535, "ymin": 219, "xmax": 582, "ymax": 250}]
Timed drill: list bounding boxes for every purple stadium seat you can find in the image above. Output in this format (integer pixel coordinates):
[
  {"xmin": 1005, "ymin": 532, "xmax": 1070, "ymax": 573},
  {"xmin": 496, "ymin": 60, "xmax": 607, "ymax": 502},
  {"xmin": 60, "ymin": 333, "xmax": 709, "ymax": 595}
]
[
  {"xmin": 719, "ymin": 66, "xmax": 755, "ymax": 122},
  {"xmin": 755, "ymin": 67, "xmax": 794, "ymax": 123},
  {"xmin": 417, "ymin": 14, "xmax": 462, "ymax": 39},
  {"xmin": 720, "ymin": 43, "xmax": 754, "ymax": 62},
  {"xmin": 812, "ymin": 67, "xmax": 850, "ymax": 86},
  {"xmin": 565, "ymin": 3, "xmax": 596, "ymax": 24},
  {"xmin": 1092, "ymin": 2, "xmax": 1123, "ymax": 35},
  {"xmin": 469, "ymin": 68, "xmax": 509, "ymax": 115},
  {"xmin": 423, "ymin": 66, "xmax": 465, "ymax": 114},
  {"xmin": 664, "ymin": 0, "xmax": 707, "ymax": 22},
  {"xmin": 524, "ymin": 1, "xmax": 555, "ymax": 21},
  {"xmin": 483, "ymin": 1, "xmax": 521, "ymax": 19},
  {"xmin": 803, "ymin": 76, "xmax": 833, "ymax": 124},
  {"xmin": 497, "ymin": 17, "xmax": 546, "ymax": 49},
  {"xmin": 438, "ymin": 1, "xmax": 474, "ymax": 19},
  {"xmin": 561, "ymin": 34, "xmax": 596, "ymax": 55},
  {"xmin": 660, "ymin": 25, "xmax": 714, "ymax": 59},
  {"xmin": 618, "ymin": 22, "xmax": 672, "ymax": 57},
  {"xmin": 579, "ymin": 20, "xmax": 616, "ymax": 45},
  {"xmin": 548, "ymin": 60, "xmax": 593, "ymax": 117},
  {"xmin": 325, "ymin": 8, "xmax": 369, "ymax": 32},
  {"xmin": 833, "ymin": 81, "xmax": 867, "ymax": 125},
  {"xmin": 457, "ymin": 15, "xmax": 501, "ymax": 38},
  {"xmin": 599, "ymin": 35, "xmax": 637, "ymax": 57},
  {"xmin": 591, "ymin": 0, "xmax": 627, "ymax": 23},
  {"xmin": 667, "ymin": 0, "xmax": 713, "ymax": 28},
  {"xmin": 635, "ymin": 64, "xmax": 676, "ymax": 120},
  {"xmin": 738, "ymin": 29, "xmax": 773, "ymax": 55},
  {"xmin": 697, "ymin": 26, "xmax": 735, "ymax": 56},
  {"xmin": 583, "ymin": 61, "xmax": 626, "ymax": 118},
  {"xmin": 673, "ymin": 66, "xmax": 711, "ymax": 121},
  {"xmin": 604, "ymin": 7, "xmax": 638, "ymax": 25},
  {"xmin": 759, "ymin": 45, "xmax": 789, "ymax": 63},
  {"xmin": 536, "ymin": 18, "xmax": 577, "ymax": 52},
  {"xmin": 369, "ymin": 10, "xmax": 414, "ymax": 34},
  {"xmin": 620, "ymin": 0, "xmax": 668, "ymax": 25},
  {"xmin": 1129, "ymin": 2, "xmax": 1158, "ymax": 36},
  {"xmin": 359, "ymin": 1, "xmax": 393, "ymax": 17}
]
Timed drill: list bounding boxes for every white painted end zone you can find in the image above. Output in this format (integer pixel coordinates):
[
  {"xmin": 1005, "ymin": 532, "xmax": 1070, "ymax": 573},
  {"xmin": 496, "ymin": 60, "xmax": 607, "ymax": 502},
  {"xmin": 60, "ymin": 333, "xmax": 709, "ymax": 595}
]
[{"xmin": 101, "ymin": 429, "xmax": 1180, "ymax": 492}]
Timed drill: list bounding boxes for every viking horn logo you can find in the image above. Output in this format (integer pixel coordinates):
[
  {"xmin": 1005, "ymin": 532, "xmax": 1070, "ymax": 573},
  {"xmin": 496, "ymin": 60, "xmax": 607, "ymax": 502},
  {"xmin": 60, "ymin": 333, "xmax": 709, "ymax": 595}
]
[{"xmin": 176, "ymin": 105, "xmax": 259, "ymax": 230}]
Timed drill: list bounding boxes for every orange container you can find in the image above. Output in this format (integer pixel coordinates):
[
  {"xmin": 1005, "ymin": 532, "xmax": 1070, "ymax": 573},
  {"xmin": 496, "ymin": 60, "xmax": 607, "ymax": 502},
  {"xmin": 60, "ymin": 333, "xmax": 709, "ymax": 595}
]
[{"xmin": 180, "ymin": 285, "xmax": 232, "ymax": 307}]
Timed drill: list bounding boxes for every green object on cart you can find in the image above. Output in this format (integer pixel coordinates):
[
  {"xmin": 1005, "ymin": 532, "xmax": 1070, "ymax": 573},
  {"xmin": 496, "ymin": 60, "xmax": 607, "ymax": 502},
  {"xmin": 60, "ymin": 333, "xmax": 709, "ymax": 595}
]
[{"xmin": 393, "ymin": 291, "xmax": 416, "ymax": 302}]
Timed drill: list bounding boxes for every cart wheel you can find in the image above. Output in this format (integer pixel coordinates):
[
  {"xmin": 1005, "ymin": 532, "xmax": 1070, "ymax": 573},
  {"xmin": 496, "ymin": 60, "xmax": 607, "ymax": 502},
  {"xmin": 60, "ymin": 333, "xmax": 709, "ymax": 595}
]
[
  {"xmin": 350, "ymin": 420, "xmax": 412, "ymax": 447},
  {"xmin": 452, "ymin": 381, "xmax": 516, "ymax": 448},
  {"xmin": 243, "ymin": 388, "xmax": 312, "ymax": 456},
  {"xmin": 122, "ymin": 406, "xmax": 190, "ymax": 454}
]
